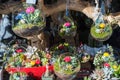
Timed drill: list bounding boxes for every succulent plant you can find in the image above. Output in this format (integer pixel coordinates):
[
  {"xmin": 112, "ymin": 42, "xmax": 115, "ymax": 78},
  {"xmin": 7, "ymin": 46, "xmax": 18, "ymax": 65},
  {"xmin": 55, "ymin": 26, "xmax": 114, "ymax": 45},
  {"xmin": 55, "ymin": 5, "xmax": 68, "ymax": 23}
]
[
  {"xmin": 90, "ymin": 69, "xmax": 105, "ymax": 80},
  {"xmin": 93, "ymin": 51, "xmax": 103, "ymax": 67}
]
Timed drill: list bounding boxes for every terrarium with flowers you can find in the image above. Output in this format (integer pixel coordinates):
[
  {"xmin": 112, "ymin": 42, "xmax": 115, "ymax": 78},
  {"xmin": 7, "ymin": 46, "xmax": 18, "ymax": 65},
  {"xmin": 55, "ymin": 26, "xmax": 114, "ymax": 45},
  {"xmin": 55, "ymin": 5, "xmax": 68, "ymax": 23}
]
[
  {"xmin": 91, "ymin": 46, "xmax": 120, "ymax": 79},
  {"xmin": 59, "ymin": 17, "xmax": 77, "ymax": 37},
  {"xmin": 93, "ymin": 48, "xmax": 115, "ymax": 68},
  {"xmin": 90, "ymin": 22, "xmax": 112, "ymax": 41},
  {"xmin": 51, "ymin": 43, "xmax": 75, "ymax": 57},
  {"xmin": 5, "ymin": 46, "xmax": 41, "ymax": 68},
  {"xmin": 12, "ymin": 5, "xmax": 45, "ymax": 38},
  {"xmin": 4, "ymin": 46, "xmax": 54, "ymax": 80},
  {"xmin": 53, "ymin": 52, "xmax": 80, "ymax": 80},
  {"xmin": 91, "ymin": 57, "xmax": 120, "ymax": 80}
]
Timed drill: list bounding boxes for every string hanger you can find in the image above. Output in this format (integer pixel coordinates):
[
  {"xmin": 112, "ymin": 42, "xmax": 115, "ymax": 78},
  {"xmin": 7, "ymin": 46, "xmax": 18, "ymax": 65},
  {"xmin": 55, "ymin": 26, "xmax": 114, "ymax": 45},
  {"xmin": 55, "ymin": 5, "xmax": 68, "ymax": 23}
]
[
  {"xmin": 95, "ymin": 0, "xmax": 106, "ymax": 15},
  {"xmin": 94, "ymin": 0, "xmax": 106, "ymax": 25},
  {"xmin": 100, "ymin": 0, "xmax": 106, "ymax": 15},
  {"xmin": 66, "ymin": 0, "xmax": 70, "ymax": 17}
]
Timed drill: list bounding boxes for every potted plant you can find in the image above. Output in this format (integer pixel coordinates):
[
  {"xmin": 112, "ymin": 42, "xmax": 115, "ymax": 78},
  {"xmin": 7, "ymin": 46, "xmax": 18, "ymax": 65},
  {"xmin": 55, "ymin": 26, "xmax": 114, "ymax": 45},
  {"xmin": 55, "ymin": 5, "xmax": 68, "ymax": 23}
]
[
  {"xmin": 59, "ymin": 16, "xmax": 77, "ymax": 45},
  {"xmin": 90, "ymin": 62, "xmax": 120, "ymax": 80},
  {"xmin": 90, "ymin": 22, "xmax": 112, "ymax": 41},
  {"xmin": 91, "ymin": 46, "xmax": 120, "ymax": 80},
  {"xmin": 9, "ymin": 72, "xmax": 28, "ymax": 80},
  {"xmin": 111, "ymin": 65, "xmax": 120, "ymax": 80},
  {"xmin": 38, "ymin": 50, "xmax": 52, "ymax": 66},
  {"xmin": 59, "ymin": 16, "xmax": 77, "ymax": 38},
  {"xmin": 12, "ymin": 5, "xmax": 45, "ymax": 38},
  {"xmin": 4, "ymin": 46, "xmax": 53, "ymax": 80},
  {"xmin": 51, "ymin": 43, "xmax": 75, "ymax": 56},
  {"xmin": 53, "ymin": 52, "xmax": 80, "ymax": 80}
]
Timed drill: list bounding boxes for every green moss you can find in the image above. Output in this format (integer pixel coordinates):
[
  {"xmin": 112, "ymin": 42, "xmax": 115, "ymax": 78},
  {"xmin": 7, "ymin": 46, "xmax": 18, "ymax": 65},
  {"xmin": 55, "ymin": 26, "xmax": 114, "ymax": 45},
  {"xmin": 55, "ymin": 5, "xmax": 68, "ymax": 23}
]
[
  {"xmin": 54, "ymin": 61, "xmax": 80, "ymax": 75},
  {"xmin": 13, "ymin": 22, "xmax": 45, "ymax": 30},
  {"xmin": 90, "ymin": 26, "xmax": 112, "ymax": 39}
]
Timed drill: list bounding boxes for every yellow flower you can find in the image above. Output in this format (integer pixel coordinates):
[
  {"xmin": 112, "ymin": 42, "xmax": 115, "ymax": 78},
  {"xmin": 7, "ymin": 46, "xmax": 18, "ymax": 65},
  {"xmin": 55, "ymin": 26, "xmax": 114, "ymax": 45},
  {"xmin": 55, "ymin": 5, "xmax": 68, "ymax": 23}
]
[
  {"xmin": 66, "ymin": 65, "xmax": 73, "ymax": 70},
  {"xmin": 99, "ymin": 23, "xmax": 105, "ymax": 29},
  {"xmin": 113, "ymin": 65, "xmax": 118, "ymax": 71},
  {"xmin": 113, "ymin": 65, "xmax": 117, "ymax": 69},
  {"xmin": 103, "ymin": 52, "xmax": 110, "ymax": 57},
  {"xmin": 30, "ymin": 60, "xmax": 36, "ymax": 66}
]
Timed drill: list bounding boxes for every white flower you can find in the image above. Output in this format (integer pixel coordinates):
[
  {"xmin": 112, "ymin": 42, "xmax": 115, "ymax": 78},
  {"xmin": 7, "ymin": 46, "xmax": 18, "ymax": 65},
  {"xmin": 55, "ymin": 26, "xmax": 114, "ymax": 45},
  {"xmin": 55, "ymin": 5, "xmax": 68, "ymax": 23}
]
[
  {"xmin": 25, "ymin": 46, "xmax": 37, "ymax": 58},
  {"xmin": 20, "ymin": 19, "xmax": 25, "ymax": 24}
]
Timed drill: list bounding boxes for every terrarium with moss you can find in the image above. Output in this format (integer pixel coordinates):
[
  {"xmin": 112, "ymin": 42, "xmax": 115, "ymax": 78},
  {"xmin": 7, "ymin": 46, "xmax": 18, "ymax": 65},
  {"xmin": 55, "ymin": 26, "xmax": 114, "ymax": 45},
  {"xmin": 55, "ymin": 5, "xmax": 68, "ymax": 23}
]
[
  {"xmin": 90, "ymin": 22, "xmax": 112, "ymax": 41},
  {"xmin": 53, "ymin": 52, "xmax": 80, "ymax": 80},
  {"xmin": 12, "ymin": 5, "xmax": 45, "ymax": 38},
  {"xmin": 59, "ymin": 16, "xmax": 77, "ymax": 38}
]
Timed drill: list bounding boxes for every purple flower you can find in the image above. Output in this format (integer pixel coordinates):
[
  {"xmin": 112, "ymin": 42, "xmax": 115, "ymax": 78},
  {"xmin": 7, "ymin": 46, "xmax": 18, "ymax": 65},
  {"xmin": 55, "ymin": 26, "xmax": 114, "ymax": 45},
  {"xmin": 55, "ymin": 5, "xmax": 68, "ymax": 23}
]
[
  {"xmin": 63, "ymin": 22, "xmax": 71, "ymax": 27},
  {"xmin": 26, "ymin": 6, "xmax": 35, "ymax": 14}
]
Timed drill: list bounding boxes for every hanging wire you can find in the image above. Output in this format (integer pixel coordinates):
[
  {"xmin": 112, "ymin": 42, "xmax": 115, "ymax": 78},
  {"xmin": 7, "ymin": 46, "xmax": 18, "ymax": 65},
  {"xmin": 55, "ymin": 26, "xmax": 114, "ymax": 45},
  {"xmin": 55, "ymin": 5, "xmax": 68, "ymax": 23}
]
[
  {"xmin": 0, "ymin": 20, "xmax": 1, "ymax": 32},
  {"xmin": 94, "ymin": 0, "xmax": 105, "ymax": 25},
  {"xmin": 66, "ymin": 0, "xmax": 70, "ymax": 16},
  {"xmin": 0, "ymin": 15, "xmax": 4, "ymax": 41},
  {"xmin": 95, "ymin": 0, "xmax": 99, "ymax": 9},
  {"xmin": 107, "ymin": 0, "xmax": 112, "ymax": 12},
  {"xmin": 101, "ymin": 0, "xmax": 106, "ymax": 15},
  {"xmin": 12, "ymin": 12, "xmax": 14, "ymax": 27}
]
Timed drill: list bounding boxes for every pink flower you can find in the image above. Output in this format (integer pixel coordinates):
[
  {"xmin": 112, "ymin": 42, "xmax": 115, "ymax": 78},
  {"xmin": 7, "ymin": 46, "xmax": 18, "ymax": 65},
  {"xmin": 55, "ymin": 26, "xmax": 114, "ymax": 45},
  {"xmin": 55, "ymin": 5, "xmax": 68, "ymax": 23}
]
[
  {"xmin": 104, "ymin": 63, "xmax": 110, "ymax": 67},
  {"xmin": 15, "ymin": 48, "xmax": 23, "ymax": 53},
  {"xmin": 64, "ymin": 56, "xmax": 71, "ymax": 62},
  {"xmin": 64, "ymin": 22, "xmax": 71, "ymax": 27},
  {"xmin": 26, "ymin": 6, "xmax": 35, "ymax": 14},
  {"xmin": 46, "ymin": 53, "xmax": 51, "ymax": 59},
  {"xmin": 35, "ymin": 59, "xmax": 41, "ymax": 65}
]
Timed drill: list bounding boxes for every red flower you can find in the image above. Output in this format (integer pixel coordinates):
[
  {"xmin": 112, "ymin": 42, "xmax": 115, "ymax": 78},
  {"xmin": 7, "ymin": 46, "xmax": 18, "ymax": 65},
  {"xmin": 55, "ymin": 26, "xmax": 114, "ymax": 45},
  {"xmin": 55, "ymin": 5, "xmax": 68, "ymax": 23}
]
[
  {"xmin": 15, "ymin": 48, "xmax": 23, "ymax": 53},
  {"xmin": 35, "ymin": 59, "xmax": 41, "ymax": 65},
  {"xmin": 58, "ymin": 44, "xmax": 64, "ymax": 50},
  {"xmin": 64, "ymin": 56, "xmax": 71, "ymax": 62},
  {"xmin": 104, "ymin": 63, "xmax": 110, "ymax": 67}
]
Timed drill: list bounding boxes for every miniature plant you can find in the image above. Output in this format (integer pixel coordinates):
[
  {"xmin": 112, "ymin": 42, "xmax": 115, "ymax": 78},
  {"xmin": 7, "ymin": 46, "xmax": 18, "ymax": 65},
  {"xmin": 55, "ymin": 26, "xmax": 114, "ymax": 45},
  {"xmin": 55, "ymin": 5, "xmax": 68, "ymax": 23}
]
[
  {"xmin": 92, "ymin": 45, "xmax": 120, "ymax": 79},
  {"xmin": 51, "ymin": 43, "xmax": 75, "ymax": 56},
  {"xmin": 13, "ymin": 6, "xmax": 45, "ymax": 30},
  {"xmin": 90, "ymin": 69, "xmax": 105, "ymax": 80},
  {"xmin": 9, "ymin": 72, "xmax": 28, "ymax": 80},
  {"xmin": 84, "ymin": 76, "xmax": 91, "ymax": 80},
  {"xmin": 54, "ymin": 53, "xmax": 80, "ymax": 75},
  {"xmin": 90, "ymin": 22, "xmax": 112, "ymax": 41},
  {"xmin": 59, "ymin": 17, "xmax": 77, "ymax": 37}
]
